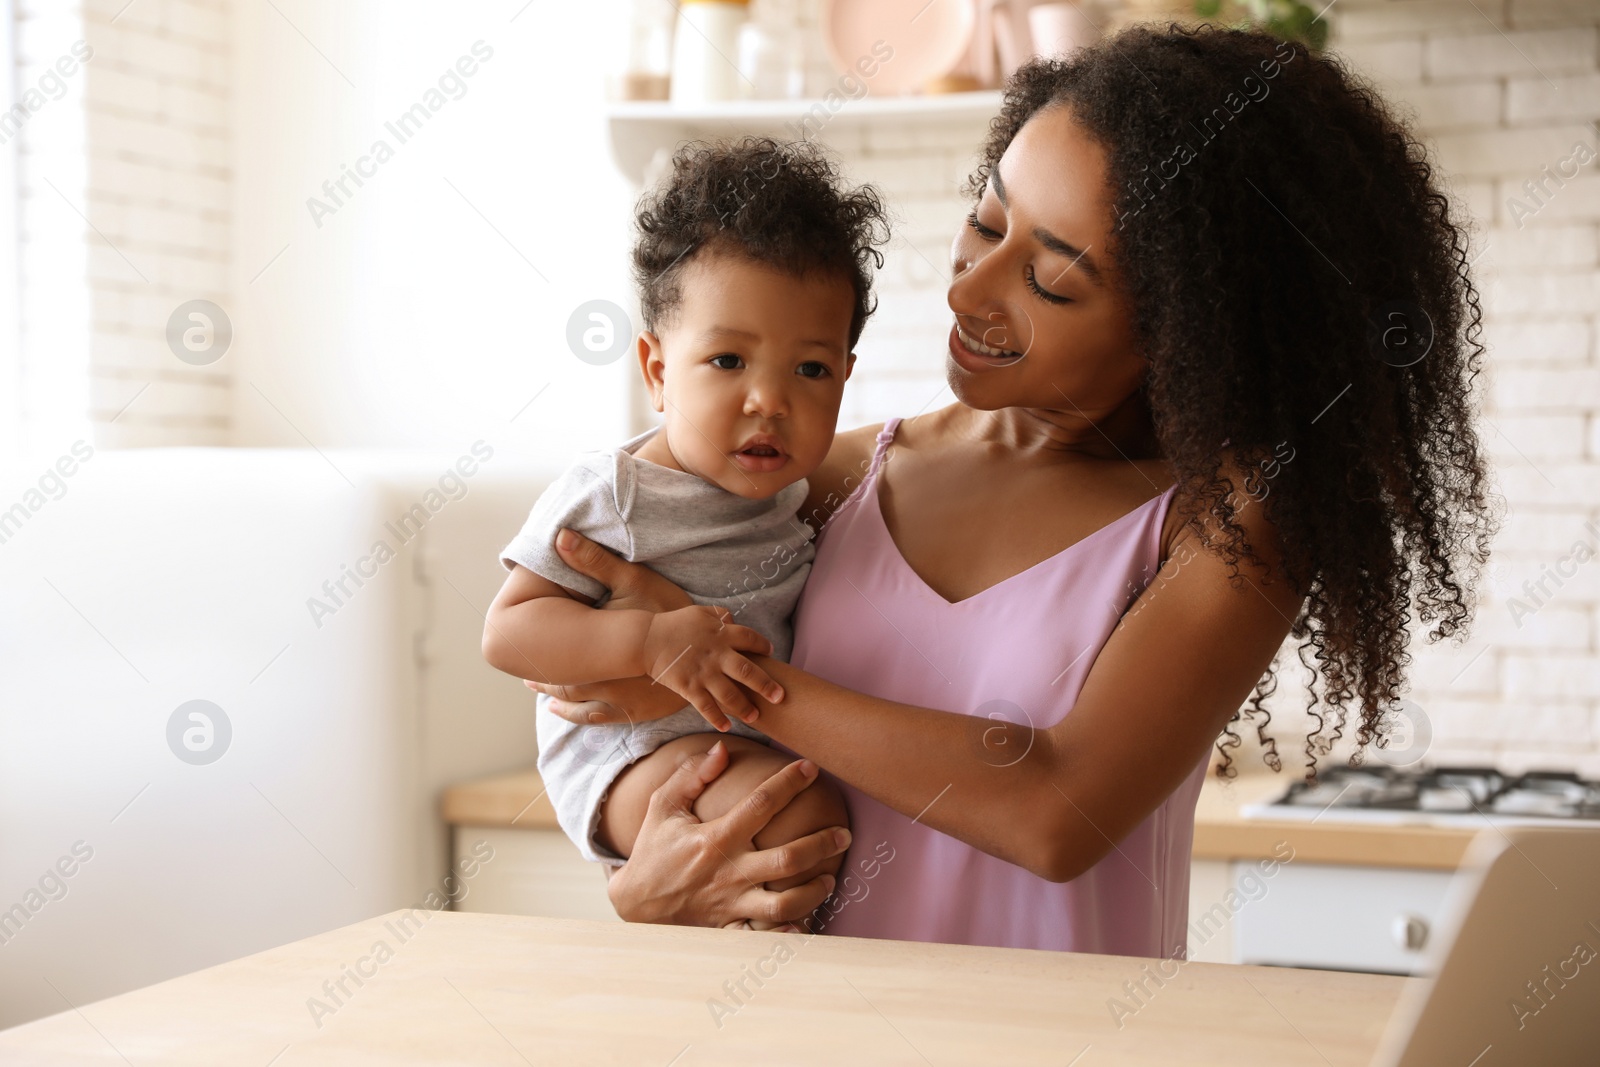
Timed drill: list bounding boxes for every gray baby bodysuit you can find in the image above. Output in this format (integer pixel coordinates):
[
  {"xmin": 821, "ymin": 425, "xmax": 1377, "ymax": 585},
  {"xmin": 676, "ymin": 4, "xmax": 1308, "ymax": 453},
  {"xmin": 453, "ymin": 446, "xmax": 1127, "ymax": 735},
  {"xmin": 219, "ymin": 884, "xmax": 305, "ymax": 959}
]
[{"xmin": 500, "ymin": 426, "xmax": 815, "ymax": 864}]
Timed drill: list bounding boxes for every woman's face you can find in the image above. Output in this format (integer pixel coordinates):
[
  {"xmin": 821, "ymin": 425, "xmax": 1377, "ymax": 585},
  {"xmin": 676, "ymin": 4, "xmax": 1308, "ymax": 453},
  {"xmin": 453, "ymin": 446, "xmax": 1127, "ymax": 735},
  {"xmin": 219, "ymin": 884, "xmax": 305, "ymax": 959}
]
[{"xmin": 947, "ymin": 105, "xmax": 1146, "ymax": 422}]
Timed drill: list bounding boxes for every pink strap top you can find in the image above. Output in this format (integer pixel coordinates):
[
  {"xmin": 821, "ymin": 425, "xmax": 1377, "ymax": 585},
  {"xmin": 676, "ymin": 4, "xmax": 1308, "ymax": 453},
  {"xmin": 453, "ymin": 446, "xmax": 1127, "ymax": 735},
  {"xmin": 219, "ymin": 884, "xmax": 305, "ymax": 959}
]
[{"xmin": 789, "ymin": 418, "xmax": 1206, "ymax": 956}]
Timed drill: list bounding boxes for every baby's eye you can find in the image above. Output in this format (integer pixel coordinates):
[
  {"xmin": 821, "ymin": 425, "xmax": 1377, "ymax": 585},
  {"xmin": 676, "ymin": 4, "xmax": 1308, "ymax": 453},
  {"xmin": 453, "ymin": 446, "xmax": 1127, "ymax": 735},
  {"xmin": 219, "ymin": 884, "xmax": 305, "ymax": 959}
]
[
  {"xmin": 796, "ymin": 361, "xmax": 829, "ymax": 379},
  {"xmin": 710, "ymin": 354, "xmax": 743, "ymax": 370}
]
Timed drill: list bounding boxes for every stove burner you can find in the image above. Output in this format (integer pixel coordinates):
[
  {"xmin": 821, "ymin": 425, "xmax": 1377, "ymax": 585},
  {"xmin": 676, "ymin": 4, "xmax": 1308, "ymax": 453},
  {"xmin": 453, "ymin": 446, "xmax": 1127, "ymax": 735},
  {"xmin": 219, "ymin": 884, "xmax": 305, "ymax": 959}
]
[{"xmin": 1259, "ymin": 765, "xmax": 1600, "ymax": 825}]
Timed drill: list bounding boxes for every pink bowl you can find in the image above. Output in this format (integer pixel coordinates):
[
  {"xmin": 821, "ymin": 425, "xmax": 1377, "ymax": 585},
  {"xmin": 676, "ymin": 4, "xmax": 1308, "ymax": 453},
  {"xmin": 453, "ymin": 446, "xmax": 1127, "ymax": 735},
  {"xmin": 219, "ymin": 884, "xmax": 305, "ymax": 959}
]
[{"xmin": 821, "ymin": 0, "xmax": 978, "ymax": 96}]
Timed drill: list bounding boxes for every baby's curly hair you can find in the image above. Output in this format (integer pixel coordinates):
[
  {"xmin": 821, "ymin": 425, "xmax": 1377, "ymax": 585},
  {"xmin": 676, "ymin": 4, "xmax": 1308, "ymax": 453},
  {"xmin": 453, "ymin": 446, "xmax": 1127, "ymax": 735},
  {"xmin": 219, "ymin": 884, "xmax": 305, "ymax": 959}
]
[
  {"xmin": 632, "ymin": 137, "xmax": 889, "ymax": 349},
  {"xmin": 969, "ymin": 26, "xmax": 1498, "ymax": 777}
]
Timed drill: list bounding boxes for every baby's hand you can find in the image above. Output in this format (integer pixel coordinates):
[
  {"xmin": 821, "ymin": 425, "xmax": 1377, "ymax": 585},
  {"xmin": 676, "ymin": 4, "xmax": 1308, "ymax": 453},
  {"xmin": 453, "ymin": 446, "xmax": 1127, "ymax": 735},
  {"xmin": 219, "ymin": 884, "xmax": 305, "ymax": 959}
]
[{"xmin": 641, "ymin": 605, "xmax": 784, "ymax": 730}]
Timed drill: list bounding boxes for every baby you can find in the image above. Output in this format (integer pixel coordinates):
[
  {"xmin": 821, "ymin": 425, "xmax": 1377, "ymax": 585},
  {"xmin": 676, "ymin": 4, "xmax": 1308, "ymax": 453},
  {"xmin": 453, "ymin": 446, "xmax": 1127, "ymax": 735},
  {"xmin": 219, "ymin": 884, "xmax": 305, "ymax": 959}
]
[{"xmin": 484, "ymin": 137, "xmax": 887, "ymax": 926}]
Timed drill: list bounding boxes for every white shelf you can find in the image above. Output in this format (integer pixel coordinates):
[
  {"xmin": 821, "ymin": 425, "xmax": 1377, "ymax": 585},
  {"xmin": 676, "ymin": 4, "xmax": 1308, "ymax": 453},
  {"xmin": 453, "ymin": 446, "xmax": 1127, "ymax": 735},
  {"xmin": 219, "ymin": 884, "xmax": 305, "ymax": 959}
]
[
  {"xmin": 605, "ymin": 90, "xmax": 1002, "ymax": 125},
  {"xmin": 605, "ymin": 90, "xmax": 1003, "ymax": 184}
]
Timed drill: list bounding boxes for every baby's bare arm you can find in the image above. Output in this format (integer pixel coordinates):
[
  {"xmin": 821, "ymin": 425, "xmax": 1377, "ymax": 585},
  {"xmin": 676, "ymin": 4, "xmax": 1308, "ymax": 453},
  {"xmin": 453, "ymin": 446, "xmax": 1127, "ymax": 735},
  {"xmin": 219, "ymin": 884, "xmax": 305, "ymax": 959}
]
[
  {"xmin": 482, "ymin": 564, "xmax": 657, "ymax": 686},
  {"xmin": 484, "ymin": 565, "xmax": 784, "ymax": 730}
]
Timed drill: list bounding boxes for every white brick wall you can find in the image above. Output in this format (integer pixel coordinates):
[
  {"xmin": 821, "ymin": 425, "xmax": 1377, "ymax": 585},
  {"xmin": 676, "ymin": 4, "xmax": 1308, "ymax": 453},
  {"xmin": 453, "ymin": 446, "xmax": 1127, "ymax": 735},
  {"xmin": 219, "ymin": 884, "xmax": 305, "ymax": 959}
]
[
  {"xmin": 12, "ymin": 0, "xmax": 231, "ymax": 449},
  {"xmin": 834, "ymin": 118, "xmax": 988, "ymax": 428},
  {"xmin": 1507, "ymin": 72, "xmax": 1600, "ymax": 122},
  {"xmin": 1274, "ymin": 0, "xmax": 1600, "ymax": 775},
  {"xmin": 1425, "ymin": 26, "xmax": 1597, "ymax": 78}
]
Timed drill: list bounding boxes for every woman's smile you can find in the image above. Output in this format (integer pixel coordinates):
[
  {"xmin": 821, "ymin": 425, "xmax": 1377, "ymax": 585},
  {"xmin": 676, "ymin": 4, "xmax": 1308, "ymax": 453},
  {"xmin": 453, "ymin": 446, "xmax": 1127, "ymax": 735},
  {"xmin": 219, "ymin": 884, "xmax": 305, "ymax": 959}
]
[{"xmin": 949, "ymin": 322, "xmax": 1025, "ymax": 372}]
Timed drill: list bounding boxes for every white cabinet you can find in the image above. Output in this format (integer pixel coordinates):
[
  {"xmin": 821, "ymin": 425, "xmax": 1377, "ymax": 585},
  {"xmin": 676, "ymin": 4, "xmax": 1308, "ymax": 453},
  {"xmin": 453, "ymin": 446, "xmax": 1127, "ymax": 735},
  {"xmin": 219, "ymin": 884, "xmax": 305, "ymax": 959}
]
[
  {"xmin": 1188, "ymin": 773, "xmax": 1474, "ymax": 975},
  {"xmin": 1231, "ymin": 862, "xmax": 1454, "ymax": 974},
  {"xmin": 1189, "ymin": 857, "xmax": 1454, "ymax": 974},
  {"xmin": 1186, "ymin": 859, "xmax": 1238, "ymax": 964}
]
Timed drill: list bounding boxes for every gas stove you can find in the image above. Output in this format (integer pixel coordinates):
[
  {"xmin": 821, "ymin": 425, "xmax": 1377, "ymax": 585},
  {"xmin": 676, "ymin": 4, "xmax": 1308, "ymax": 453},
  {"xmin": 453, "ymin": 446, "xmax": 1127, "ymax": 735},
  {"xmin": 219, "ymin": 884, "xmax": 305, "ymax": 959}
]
[{"xmin": 1241, "ymin": 765, "xmax": 1600, "ymax": 826}]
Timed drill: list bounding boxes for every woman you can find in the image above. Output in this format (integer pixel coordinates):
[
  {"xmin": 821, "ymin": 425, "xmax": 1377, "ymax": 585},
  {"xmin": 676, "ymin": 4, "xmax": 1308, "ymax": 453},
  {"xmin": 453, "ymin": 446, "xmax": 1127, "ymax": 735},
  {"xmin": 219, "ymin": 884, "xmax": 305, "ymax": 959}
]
[{"xmin": 530, "ymin": 25, "xmax": 1494, "ymax": 955}]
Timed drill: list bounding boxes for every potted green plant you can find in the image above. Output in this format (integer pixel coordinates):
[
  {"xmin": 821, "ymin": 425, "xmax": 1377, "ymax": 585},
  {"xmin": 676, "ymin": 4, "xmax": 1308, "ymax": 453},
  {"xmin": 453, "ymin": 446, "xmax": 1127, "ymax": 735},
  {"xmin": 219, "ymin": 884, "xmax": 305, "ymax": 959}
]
[{"xmin": 1194, "ymin": 0, "xmax": 1329, "ymax": 50}]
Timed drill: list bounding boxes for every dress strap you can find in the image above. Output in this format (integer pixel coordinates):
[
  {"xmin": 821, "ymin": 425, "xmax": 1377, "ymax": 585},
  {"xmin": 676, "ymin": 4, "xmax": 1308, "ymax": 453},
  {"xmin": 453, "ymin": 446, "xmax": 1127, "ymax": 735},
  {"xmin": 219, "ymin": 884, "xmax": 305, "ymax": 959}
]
[
  {"xmin": 868, "ymin": 417, "xmax": 902, "ymax": 478},
  {"xmin": 828, "ymin": 418, "xmax": 903, "ymax": 522}
]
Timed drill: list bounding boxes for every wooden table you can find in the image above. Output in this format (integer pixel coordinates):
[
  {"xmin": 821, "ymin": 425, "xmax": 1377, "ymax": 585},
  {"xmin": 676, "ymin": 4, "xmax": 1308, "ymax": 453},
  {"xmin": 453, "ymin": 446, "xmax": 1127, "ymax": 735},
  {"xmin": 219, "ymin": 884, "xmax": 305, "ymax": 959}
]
[{"xmin": 1, "ymin": 912, "xmax": 1410, "ymax": 1065}]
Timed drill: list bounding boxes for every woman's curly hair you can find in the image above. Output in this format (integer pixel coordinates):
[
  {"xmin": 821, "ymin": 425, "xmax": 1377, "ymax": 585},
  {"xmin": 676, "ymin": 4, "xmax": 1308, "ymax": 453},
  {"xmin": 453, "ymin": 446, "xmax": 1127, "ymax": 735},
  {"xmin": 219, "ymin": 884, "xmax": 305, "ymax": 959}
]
[
  {"xmin": 968, "ymin": 25, "xmax": 1498, "ymax": 777},
  {"xmin": 633, "ymin": 137, "xmax": 889, "ymax": 349}
]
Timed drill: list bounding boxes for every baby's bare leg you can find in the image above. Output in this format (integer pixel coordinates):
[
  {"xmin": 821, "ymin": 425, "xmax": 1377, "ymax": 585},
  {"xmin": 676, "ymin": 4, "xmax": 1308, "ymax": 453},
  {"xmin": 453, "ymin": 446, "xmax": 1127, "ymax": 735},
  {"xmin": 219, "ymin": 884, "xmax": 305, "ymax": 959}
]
[{"xmin": 597, "ymin": 734, "xmax": 850, "ymax": 922}]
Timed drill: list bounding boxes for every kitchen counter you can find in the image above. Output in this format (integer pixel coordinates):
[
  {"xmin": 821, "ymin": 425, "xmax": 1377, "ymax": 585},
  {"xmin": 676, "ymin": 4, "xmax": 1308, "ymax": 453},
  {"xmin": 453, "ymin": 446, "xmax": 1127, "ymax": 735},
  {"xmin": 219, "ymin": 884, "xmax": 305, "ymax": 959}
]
[
  {"xmin": 440, "ymin": 767, "xmax": 558, "ymax": 829},
  {"xmin": 441, "ymin": 766, "xmax": 1482, "ymax": 870},
  {"xmin": 0, "ymin": 911, "xmax": 1411, "ymax": 1065},
  {"xmin": 1193, "ymin": 770, "xmax": 1478, "ymax": 870}
]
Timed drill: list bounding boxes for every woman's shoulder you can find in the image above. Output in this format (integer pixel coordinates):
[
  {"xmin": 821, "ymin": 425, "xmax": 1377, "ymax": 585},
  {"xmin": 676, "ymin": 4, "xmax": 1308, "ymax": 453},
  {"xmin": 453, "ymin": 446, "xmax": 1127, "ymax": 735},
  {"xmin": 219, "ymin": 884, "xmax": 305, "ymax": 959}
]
[
  {"xmin": 1110, "ymin": 456, "xmax": 1183, "ymax": 563},
  {"xmin": 1161, "ymin": 448, "xmax": 1295, "ymax": 590},
  {"xmin": 798, "ymin": 421, "xmax": 888, "ymax": 532}
]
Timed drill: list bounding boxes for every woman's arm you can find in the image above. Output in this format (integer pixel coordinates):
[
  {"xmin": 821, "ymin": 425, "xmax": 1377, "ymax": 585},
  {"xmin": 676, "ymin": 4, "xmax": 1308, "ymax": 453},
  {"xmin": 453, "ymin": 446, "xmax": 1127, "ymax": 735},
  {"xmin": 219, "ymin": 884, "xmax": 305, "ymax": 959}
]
[
  {"xmin": 751, "ymin": 496, "xmax": 1300, "ymax": 881},
  {"xmin": 543, "ymin": 494, "xmax": 1301, "ymax": 883}
]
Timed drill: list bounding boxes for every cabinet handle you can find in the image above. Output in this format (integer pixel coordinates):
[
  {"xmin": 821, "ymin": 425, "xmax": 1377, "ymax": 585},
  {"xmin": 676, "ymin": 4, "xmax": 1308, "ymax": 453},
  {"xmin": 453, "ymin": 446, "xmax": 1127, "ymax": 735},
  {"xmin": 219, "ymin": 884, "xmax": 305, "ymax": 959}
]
[{"xmin": 1392, "ymin": 914, "xmax": 1429, "ymax": 951}]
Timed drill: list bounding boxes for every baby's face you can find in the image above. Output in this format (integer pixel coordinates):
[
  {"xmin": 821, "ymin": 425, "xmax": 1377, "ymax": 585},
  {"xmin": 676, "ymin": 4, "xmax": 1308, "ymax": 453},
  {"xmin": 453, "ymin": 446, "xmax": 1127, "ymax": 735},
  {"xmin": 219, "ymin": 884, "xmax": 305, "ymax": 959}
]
[{"xmin": 639, "ymin": 251, "xmax": 856, "ymax": 500}]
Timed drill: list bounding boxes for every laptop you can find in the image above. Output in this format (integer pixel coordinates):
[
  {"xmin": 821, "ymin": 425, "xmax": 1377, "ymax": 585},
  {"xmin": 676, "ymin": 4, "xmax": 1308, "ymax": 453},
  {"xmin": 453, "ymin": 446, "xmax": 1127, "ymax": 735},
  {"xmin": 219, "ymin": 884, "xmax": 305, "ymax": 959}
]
[{"xmin": 1372, "ymin": 826, "xmax": 1600, "ymax": 1066}]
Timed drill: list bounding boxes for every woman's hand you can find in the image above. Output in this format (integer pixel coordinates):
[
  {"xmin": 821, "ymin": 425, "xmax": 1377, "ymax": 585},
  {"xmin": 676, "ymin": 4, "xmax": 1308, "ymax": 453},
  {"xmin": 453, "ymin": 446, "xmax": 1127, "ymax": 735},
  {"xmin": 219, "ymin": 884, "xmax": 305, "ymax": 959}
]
[
  {"xmin": 525, "ymin": 676, "xmax": 687, "ymax": 724},
  {"xmin": 608, "ymin": 740, "xmax": 849, "ymax": 928},
  {"xmin": 556, "ymin": 528, "xmax": 691, "ymax": 614}
]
